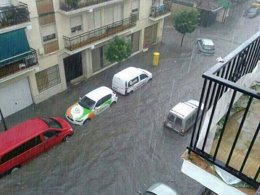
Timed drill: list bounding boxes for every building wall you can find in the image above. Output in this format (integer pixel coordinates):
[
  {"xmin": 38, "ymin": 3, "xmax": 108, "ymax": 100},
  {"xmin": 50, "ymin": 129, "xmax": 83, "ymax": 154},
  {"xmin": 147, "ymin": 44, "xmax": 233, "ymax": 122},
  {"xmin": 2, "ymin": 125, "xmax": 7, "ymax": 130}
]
[{"xmin": 2, "ymin": 0, "xmax": 168, "ymax": 108}]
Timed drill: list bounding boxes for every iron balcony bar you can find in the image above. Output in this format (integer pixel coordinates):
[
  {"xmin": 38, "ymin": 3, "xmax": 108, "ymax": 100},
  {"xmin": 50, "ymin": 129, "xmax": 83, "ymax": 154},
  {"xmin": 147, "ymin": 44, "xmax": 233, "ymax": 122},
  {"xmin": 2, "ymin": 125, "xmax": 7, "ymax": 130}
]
[
  {"xmin": 0, "ymin": 2, "xmax": 30, "ymax": 29},
  {"xmin": 60, "ymin": 0, "xmax": 114, "ymax": 12},
  {"xmin": 188, "ymin": 31, "xmax": 260, "ymax": 189},
  {"xmin": 63, "ymin": 15, "xmax": 137, "ymax": 51},
  {"xmin": 150, "ymin": 4, "xmax": 171, "ymax": 18},
  {"xmin": 0, "ymin": 49, "xmax": 38, "ymax": 79}
]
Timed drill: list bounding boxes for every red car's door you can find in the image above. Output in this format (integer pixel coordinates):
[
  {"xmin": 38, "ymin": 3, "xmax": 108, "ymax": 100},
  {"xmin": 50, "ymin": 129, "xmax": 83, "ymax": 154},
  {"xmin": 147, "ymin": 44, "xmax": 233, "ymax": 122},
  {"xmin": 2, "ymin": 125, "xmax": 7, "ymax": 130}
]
[{"xmin": 42, "ymin": 130, "xmax": 62, "ymax": 151}]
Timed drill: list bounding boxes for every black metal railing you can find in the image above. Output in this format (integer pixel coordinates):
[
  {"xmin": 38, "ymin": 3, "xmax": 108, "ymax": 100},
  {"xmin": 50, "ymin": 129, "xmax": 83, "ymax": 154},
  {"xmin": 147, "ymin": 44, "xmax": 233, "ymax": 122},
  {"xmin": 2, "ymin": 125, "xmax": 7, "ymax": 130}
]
[
  {"xmin": 0, "ymin": 49, "xmax": 38, "ymax": 79},
  {"xmin": 0, "ymin": 2, "xmax": 30, "ymax": 29},
  {"xmin": 63, "ymin": 15, "xmax": 137, "ymax": 51},
  {"xmin": 150, "ymin": 4, "xmax": 171, "ymax": 18},
  {"xmin": 188, "ymin": 31, "xmax": 260, "ymax": 188},
  {"xmin": 60, "ymin": 0, "xmax": 113, "ymax": 11}
]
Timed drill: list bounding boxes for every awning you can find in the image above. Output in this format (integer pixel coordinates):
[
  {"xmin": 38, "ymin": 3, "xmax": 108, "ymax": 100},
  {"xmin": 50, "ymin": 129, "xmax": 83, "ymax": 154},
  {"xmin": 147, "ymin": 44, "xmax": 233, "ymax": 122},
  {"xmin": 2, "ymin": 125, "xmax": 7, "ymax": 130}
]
[{"xmin": 0, "ymin": 28, "xmax": 30, "ymax": 67}]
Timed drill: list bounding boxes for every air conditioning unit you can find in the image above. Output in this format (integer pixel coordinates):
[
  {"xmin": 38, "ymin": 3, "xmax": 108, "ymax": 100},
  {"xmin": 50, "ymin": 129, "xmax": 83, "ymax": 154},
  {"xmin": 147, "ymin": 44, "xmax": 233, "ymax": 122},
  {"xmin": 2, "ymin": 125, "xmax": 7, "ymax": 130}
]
[
  {"xmin": 37, "ymin": 48, "xmax": 44, "ymax": 55},
  {"xmin": 19, "ymin": 63, "xmax": 26, "ymax": 70}
]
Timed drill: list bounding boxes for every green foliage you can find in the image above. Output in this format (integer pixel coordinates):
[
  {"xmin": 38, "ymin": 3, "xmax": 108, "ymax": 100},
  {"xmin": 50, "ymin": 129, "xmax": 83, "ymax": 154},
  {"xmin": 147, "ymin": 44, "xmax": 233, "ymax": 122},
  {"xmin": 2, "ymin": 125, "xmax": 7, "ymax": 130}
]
[
  {"xmin": 173, "ymin": 9, "xmax": 199, "ymax": 46},
  {"xmin": 105, "ymin": 37, "xmax": 132, "ymax": 63},
  {"xmin": 65, "ymin": 0, "xmax": 80, "ymax": 8},
  {"xmin": 217, "ymin": 0, "xmax": 231, "ymax": 9},
  {"xmin": 173, "ymin": 9, "xmax": 200, "ymax": 34}
]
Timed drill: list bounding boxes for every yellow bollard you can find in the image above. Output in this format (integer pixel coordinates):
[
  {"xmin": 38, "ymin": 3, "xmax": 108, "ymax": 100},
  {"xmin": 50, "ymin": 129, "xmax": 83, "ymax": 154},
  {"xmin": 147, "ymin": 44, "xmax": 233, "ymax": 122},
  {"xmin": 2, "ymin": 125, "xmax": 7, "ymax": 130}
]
[{"xmin": 152, "ymin": 52, "xmax": 160, "ymax": 66}]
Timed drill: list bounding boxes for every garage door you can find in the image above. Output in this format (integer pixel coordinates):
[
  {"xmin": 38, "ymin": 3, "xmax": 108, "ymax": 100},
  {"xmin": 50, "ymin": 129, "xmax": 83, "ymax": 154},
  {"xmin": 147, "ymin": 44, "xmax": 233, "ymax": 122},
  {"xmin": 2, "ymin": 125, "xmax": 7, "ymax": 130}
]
[{"xmin": 0, "ymin": 78, "xmax": 33, "ymax": 117}]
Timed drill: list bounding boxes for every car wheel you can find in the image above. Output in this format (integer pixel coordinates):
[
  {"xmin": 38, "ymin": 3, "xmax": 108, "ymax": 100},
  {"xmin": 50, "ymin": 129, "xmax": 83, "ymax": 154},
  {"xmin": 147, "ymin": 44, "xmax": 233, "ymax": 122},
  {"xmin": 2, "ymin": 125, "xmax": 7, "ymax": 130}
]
[
  {"xmin": 62, "ymin": 135, "xmax": 69, "ymax": 142},
  {"xmin": 9, "ymin": 166, "xmax": 20, "ymax": 174},
  {"xmin": 110, "ymin": 101, "xmax": 116, "ymax": 107}
]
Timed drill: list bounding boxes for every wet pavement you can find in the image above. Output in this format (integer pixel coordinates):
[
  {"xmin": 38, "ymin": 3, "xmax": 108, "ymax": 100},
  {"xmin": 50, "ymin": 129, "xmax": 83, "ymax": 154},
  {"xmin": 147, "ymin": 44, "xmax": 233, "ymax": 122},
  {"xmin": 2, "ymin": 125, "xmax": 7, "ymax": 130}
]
[{"xmin": 0, "ymin": 2, "xmax": 259, "ymax": 195}]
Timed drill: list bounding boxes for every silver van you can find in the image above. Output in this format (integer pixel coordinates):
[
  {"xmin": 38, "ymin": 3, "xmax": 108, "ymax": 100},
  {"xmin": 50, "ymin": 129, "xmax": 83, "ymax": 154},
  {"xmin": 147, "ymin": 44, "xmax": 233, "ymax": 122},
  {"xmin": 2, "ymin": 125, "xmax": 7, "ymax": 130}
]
[{"xmin": 164, "ymin": 100, "xmax": 203, "ymax": 135}]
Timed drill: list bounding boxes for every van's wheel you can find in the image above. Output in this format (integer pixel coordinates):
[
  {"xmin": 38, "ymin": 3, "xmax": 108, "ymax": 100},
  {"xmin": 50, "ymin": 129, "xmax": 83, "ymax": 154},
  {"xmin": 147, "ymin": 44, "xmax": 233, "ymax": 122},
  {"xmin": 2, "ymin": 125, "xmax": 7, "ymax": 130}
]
[
  {"xmin": 62, "ymin": 135, "xmax": 69, "ymax": 142},
  {"xmin": 9, "ymin": 166, "xmax": 20, "ymax": 174},
  {"xmin": 110, "ymin": 101, "xmax": 116, "ymax": 107}
]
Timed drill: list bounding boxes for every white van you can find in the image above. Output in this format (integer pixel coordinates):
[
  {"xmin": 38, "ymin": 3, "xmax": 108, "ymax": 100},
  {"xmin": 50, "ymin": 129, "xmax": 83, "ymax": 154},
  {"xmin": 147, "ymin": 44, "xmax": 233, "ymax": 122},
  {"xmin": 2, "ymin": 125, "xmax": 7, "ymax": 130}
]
[
  {"xmin": 112, "ymin": 67, "xmax": 152, "ymax": 95},
  {"xmin": 164, "ymin": 100, "xmax": 203, "ymax": 135}
]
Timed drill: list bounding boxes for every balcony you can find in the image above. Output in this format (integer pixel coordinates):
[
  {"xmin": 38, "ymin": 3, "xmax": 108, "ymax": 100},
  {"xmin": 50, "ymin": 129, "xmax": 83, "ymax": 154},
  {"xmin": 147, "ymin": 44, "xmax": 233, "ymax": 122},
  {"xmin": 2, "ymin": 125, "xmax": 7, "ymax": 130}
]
[
  {"xmin": 43, "ymin": 40, "xmax": 59, "ymax": 54},
  {"xmin": 59, "ymin": 0, "xmax": 122, "ymax": 12},
  {"xmin": 182, "ymin": 32, "xmax": 260, "ymax": 194},
  {"xmin": 0, "ymin": 2, "xmax": 30, "ymax": 29},
  {"xmin": 0, "ymin": 49, "xmax": 38, "ymax": 79},
  {"xmin": 149, "ymin": 4, "xmax": 171, "ymax": 21},
  {"xmin": 63, "ymin": 15, "xmax": 137, "ymax": 51}
]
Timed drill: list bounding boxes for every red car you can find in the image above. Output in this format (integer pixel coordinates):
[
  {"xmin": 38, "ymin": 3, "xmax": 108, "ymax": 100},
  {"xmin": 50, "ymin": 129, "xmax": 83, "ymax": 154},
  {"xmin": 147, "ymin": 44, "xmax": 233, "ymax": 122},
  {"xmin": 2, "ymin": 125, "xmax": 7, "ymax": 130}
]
[{"xmin": 0, "ymin": 117, "xmax": 73, "ymax": 176}]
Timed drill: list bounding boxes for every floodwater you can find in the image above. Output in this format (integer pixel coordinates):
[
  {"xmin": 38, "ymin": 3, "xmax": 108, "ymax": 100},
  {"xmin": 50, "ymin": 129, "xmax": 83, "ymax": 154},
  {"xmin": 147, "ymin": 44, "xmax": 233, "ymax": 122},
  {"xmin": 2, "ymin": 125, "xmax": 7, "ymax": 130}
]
[{"xmin": 0, "ymin": 2, "xmax": 259, "ymax": 194}]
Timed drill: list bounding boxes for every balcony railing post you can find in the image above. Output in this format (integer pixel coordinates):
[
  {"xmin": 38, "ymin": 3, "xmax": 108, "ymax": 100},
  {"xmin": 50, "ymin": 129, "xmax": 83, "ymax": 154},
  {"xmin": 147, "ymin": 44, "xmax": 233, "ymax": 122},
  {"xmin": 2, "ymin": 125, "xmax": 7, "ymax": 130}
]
[
  {"xmin": 213, "ymin": 90, "xmax": 237, "ymax": 161},
  {"xmin": 226, "ymin": 96, "xmax": 253, "ymax": 167},
  {"xmin": 201, "ymin": 82, "xmax": 222, "ymax": 152},
  {"xmin": 239, "ymin": 123, "xmax": 259, "ymax": 173},
  {"xmin": 189, "ymin": 79, "xmax": 207, "ymax": 151}
]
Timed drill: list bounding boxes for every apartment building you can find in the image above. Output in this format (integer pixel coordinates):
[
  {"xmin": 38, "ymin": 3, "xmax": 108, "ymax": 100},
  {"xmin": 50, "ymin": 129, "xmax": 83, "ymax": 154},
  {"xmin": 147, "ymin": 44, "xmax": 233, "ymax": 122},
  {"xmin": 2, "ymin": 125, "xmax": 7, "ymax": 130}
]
[
  {"xmin": 0, "ymin": 0, "xmax": 171, "ymax": 117},
  {"xmin": 181, "ymin": 32, "xmax": 260, "ymax": 195}
]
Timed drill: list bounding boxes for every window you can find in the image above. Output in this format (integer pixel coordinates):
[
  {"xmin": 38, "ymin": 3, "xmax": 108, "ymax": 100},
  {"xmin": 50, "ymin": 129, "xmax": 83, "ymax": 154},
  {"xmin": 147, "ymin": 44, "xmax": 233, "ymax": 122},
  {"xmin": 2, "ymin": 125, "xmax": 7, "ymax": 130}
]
[
  {"xmin": 70, "ymin": 16, "xmax": 82, "ymax": 33},
  {"xmin": 36, "ymin": 65, "xmax": 61, "ymax": 92},
  {"xmin": 43, "ymin": 33, "xmax": 56, "ymax": 42},
  {"xmin": 1, "ymin": 136, "xmax": 41, "ymax": 163},
  {"xmin": 102, "ymin": 94, "xmax": 112, "ymax": 103},
  {"xmin": 41, "ymin": 24, "xmax": 57, "ymax": 42},
  {"xmin": 79, "ymin": 96, "xmax": 96, "ymax": 110},
  {"xmin": 128, "ymin": 77, "xmax": 139, "ymax": 87},
  {"xmin": 71, "ymin": 25, "xmax": 82, "ymax": 33},
  {"xmin": 43, "ymin": 130, "xmax": 59, "ymax": 139},
  {"xmin": 95, "ymin": 98, "xmax": 104, "ymax": 108},
  {"xmin": 41, "ymin": 118, "xmax": 61, "ymax": 129},
  {"xmin": 140, "ymin": 74, "xmax": 148, "ymax": 80},
  {"xmin": 175, "ymin": 117, "xmax": 183, "ymax": 128}
]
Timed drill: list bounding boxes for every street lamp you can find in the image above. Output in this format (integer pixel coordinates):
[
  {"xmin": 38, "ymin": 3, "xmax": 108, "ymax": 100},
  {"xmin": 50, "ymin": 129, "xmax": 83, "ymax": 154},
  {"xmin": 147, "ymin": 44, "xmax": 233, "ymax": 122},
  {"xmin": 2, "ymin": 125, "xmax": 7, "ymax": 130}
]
[{"xmin": 0, "ymin": 108, "xmax": 7, "ymax": 131}]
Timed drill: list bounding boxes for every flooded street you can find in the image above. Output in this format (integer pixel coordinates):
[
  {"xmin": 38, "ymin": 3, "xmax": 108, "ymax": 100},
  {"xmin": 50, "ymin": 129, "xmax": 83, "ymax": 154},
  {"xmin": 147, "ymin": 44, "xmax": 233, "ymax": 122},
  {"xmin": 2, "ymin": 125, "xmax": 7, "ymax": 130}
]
[{"xmin": 1, "ymin": 2, "xmax": 259, "ymax": 194}]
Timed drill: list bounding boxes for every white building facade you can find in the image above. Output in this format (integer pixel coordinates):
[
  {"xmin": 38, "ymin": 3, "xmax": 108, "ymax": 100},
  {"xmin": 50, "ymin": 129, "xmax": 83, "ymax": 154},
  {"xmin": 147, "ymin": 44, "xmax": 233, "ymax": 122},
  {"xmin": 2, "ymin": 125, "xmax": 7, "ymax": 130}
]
[{"xmin": 0, "ymin": 0, "xmax": 171, "ymax": 117}]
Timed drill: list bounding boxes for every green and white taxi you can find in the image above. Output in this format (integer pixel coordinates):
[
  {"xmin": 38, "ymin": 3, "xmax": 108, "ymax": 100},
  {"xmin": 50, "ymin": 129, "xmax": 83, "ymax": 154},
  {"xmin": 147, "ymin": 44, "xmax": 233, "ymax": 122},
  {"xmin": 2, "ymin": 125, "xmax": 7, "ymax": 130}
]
[{"xmin": 65, "ymin": 86, "xmax": 118, "ymax": 125}]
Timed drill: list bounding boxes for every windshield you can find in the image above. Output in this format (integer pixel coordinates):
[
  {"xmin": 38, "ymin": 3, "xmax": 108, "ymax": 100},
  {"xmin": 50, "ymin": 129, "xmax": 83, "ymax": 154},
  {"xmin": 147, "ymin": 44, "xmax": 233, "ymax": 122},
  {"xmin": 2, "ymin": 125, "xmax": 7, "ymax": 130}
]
[
  {"xmin": 41, "ymin": 118, "xmax": 61, "ymax": 129},
  {"xmin": 167, "ymin": 113, "xmax": 176, "ymax": 122},
  {"xmin": 78, "ymin": 96, "xmax": 96, "ymax": 109},
  {"xmin": 203, "ymin": 45, "xmax": 214, "ymax": 50},
  {"xmin": 143, "ymin": 192, "xmax": 156, "ymax": 195}
]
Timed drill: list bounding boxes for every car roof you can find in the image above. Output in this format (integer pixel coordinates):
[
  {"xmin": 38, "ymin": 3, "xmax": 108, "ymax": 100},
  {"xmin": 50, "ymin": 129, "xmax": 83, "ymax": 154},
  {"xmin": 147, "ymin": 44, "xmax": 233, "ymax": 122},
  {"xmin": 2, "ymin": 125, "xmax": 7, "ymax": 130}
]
[
  {"xmin": 85, "ymin": 86, "xmax": 113, "ymax": 102},
  {"xmin": 170, "ymin": 100, "xmax": 199, "ymax": 118},
  {"xmin": 0, "ymin": 118, "xmax": 48, "ymax": 156},
  {"xmin": 201, "ymin": 38, "xmax": 214, "ymax": 46},
  {"xmin": 113, "ymin": 67, "xmax": 143, "ymax": 81},
  {"xmin": 146, "ymin": 183, "xmax": 177, "ymax": 195}
]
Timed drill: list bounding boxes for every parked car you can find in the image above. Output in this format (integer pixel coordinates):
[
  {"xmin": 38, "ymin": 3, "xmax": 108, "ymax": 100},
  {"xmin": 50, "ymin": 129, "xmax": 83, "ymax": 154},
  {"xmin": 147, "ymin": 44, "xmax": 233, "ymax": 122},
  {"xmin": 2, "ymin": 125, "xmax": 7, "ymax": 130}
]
[
  {"xmin": 197, "ymin": 38, "xmax": 215, "ymax": 55},
  {"xmin": 112, "ymin": 67, "xmax": 152, "ymax": 95},
  {"xmin": 143, "ymin": 183, "xmax": 177, "ymax": 195},
  {"xmin": 244, "ymin": 7, "xmax": 259, "ymax": 18},
  {"xmin": 164, "ymin": 100, "xmax": 203, "ymax": 135},
  {"xmin": 0, "ymin": 117, "xmax": 73, "ymax": 176},
  {"xmin": 66, "ymin": 86, "xmax": 118, "ymax": 125}
]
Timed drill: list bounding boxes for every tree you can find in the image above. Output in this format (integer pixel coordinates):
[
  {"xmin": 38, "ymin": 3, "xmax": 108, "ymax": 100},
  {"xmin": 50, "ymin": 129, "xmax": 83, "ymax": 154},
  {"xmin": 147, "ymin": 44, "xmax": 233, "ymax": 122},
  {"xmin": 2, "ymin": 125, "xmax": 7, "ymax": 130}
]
[
  {"xmin": 65, "ymin": 0, "xmax": 80, "ymax": 8},
  {"xmin": 105, "ymin": 36, "xmax": 132, "ymax": 64},
  {"xmin": 173, "ymin": 9, "xmax": 200, "ymax": 47}
]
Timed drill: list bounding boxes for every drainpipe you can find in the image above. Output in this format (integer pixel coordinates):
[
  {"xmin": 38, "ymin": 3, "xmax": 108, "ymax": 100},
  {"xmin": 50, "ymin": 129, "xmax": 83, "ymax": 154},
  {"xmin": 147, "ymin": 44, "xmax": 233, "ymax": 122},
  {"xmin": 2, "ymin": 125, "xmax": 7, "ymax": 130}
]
[{"xmin": 0, "ymin": 108, "xmax": 7, "ymax": 131}]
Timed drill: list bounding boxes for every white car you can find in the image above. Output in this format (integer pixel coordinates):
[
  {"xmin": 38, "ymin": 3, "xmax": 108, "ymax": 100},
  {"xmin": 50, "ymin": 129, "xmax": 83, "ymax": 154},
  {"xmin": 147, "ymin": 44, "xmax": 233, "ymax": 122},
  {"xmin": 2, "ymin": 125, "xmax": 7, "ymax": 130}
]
[
  {"xmin": 112, "ymin": 67, "xmax": 152, "ymax": 95},
  {"xmin": 143, "ymin": 183, "xmax": 177, "ymax": 195},
  {"xmin": 65, "ymin": 86, "xmax": 118, "ymax": 125}
]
